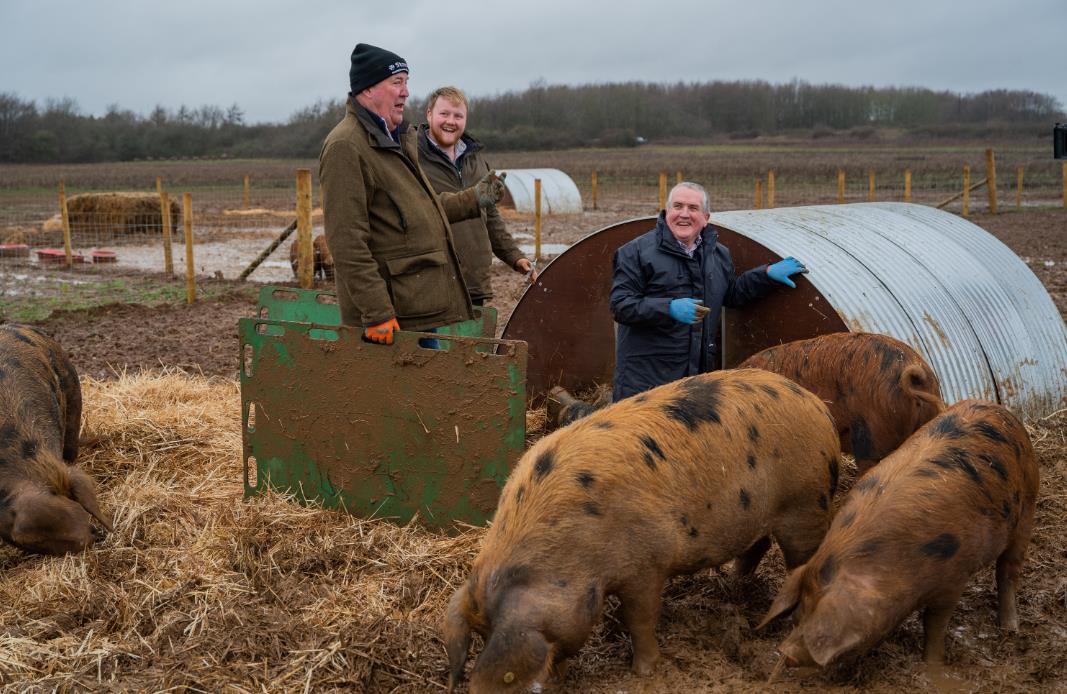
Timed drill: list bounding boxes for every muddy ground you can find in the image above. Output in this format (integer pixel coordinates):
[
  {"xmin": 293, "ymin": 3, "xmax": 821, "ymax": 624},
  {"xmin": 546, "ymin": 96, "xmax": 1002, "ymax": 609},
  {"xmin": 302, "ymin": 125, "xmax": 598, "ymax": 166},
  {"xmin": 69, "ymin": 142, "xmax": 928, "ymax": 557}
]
[{"xmin": 1, "ymin": 206, "xmax": 1065, "ymax": 692}]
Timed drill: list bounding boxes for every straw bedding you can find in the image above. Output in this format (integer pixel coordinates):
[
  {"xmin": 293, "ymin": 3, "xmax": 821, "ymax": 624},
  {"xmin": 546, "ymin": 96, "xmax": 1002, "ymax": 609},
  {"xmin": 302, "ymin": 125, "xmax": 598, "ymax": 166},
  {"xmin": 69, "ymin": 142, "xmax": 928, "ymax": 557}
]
[{"xmin": 0, "ymin": 371, "xmax": 1064, "ymax": 692}]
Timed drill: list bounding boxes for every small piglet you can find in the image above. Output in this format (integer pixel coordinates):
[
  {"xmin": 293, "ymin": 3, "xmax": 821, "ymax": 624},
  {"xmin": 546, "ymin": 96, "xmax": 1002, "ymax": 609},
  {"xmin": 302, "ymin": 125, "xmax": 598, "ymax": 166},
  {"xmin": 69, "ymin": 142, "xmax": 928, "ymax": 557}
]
[
  {"xmin": 758, "ymin": 400, "xmax": 1038, "ymax": 668},
  {"xmin": 739, "ymin": 332, "xmax": 945, "ymax": 473},
  {"xmin": 0, "ymin": 323, "xmax": 112, "ymax": 554},
  {"xmin": 445, "ymin": 368, "xmax": 843, "ymax": 693}
]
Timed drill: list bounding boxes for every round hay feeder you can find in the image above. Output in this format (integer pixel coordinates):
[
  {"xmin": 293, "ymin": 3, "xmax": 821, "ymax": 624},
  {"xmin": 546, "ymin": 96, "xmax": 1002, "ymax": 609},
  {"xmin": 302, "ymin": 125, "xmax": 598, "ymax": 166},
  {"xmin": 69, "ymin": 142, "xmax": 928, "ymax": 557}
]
[
  {"xmin": 502, "ymin": 203, "xmax": 1067, "ymax": 418},
  {"xmin": 497, "ymin": 169, "xmax": 583, "ymax": 214},
  {"xmin": 66, "ymin": 192, "xmax": 180, "ymax": 242}
]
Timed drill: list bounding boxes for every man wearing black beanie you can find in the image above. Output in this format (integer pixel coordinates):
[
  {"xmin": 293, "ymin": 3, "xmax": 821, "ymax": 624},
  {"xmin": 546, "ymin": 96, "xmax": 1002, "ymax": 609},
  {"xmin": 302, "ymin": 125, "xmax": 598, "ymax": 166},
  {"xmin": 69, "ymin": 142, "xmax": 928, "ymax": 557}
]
[{"xmin": 319, "ymin": 43, "xmax": 507, "ymax": 345}]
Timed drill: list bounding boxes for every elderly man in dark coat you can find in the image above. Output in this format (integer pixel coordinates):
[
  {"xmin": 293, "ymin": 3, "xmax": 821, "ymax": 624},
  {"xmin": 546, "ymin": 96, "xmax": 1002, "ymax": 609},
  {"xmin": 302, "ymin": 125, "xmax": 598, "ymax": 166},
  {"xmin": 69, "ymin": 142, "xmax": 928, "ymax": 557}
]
[
  {"xmin": 319, "ymin": 43, "xmax": 505, "ymax": 345},
  {"xmin": 610, "ymin": 182, "xmax": 807, "ymax": 401}
]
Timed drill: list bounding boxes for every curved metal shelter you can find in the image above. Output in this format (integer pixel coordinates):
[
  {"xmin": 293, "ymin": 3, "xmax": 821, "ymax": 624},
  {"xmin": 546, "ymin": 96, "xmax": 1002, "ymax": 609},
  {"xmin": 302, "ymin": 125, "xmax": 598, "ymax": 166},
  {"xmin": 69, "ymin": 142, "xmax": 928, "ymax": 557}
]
[
  {"xmin": 501, "ymin": 203, "xmax": 1067, "ymax": 419},
  {"xmin": 497, "ymin": 169, "xmax": 583, "ymax": 214}
]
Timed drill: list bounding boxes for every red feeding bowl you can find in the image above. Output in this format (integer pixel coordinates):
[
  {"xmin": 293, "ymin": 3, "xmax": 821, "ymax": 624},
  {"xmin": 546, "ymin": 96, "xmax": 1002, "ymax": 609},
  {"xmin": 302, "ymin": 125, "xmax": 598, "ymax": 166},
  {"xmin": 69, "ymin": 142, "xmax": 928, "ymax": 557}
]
[
  {"xmin": 36, "ymin": 248, "xmax": 85, "ymax": 264},
  {"xmin": 91, "ymin": 250, "xmax": 118, "ymax": 263},
  {"xmin": 0, "ymin": 243, "xmax": 30, "ymax": 258}
]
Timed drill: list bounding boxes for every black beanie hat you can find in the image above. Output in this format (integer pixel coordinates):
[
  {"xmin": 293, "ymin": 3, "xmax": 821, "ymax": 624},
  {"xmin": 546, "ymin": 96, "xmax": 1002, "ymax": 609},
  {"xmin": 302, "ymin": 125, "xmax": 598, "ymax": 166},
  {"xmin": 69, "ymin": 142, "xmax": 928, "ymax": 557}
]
[{"xmin": 349, "ymin": 43, "xmax": 409, "ymax": 95}]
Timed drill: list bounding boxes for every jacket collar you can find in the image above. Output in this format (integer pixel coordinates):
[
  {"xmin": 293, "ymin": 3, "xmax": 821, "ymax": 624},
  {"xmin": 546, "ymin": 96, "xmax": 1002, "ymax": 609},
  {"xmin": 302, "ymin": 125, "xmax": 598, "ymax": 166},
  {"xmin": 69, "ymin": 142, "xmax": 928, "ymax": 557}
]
[
  {"xmin": 349, "ymin": 99, "xmax": 407, "ymax": 150},
  {"xmin": 654, "ymin": 211, "xmax": 717, "ymax": 255}
]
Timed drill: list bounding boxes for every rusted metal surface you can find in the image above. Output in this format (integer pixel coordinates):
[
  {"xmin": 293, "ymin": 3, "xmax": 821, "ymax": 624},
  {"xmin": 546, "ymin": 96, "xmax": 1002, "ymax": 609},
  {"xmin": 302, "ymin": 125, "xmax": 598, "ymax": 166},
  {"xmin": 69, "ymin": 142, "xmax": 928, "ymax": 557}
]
[
  {"xmin": 240, "ymin": 319, "xmax": 527, "ymax": 529},
  {"xmin": 500, "ymin": 216, "xmax": 840, "ymax": 403},
  {"xmin": 497, "ymin": 169, "xmax": 583, "ymax": 214},
  {"xmin": 502, "ymin": 204, "xmax": 1067, "ymax": 418}
]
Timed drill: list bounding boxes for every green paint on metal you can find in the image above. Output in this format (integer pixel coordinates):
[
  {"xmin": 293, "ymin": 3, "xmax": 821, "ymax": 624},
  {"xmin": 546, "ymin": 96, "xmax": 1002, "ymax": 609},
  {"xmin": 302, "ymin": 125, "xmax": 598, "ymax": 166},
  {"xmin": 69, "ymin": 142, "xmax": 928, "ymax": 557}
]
[
  {"xmin": 240, "ymin": 317, "xmax": 527, "ymax": 530},
  {"xmin": 256, "ymin": 285, "xmax": 497, "ymax": 340}
]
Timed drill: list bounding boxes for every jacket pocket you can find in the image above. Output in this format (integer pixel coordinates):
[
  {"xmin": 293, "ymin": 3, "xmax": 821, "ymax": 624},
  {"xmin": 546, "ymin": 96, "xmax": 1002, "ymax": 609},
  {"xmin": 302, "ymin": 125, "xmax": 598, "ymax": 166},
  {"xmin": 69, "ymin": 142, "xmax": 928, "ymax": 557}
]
[{"xmin": 385, "ymin": 251, "xmax": 450, "ymax": 319}]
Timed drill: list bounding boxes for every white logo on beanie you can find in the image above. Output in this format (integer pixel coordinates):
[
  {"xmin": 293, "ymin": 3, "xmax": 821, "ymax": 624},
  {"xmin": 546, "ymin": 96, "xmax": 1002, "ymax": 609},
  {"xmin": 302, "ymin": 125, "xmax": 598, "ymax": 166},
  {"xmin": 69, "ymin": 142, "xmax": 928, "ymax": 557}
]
[{"xmin": 388, "ymin": 61, "xmax": 409, "ymax": 73}]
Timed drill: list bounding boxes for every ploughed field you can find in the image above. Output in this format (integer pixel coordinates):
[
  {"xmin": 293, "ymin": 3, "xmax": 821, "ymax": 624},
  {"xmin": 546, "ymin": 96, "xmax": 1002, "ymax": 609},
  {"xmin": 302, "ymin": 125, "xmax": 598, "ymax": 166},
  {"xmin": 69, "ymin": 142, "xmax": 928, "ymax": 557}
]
[{"xmin": 0, "ymin": 205, "xmax": 1065, "ymax": 691}]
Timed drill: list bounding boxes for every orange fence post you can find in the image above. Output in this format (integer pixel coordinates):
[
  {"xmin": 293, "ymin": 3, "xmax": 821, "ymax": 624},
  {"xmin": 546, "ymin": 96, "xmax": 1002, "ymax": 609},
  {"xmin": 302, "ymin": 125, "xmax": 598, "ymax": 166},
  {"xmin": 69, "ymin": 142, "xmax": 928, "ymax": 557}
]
[
  {"xmin": 837, "ymin": 170, "xmax": 845, "ymax": 204},
  {"xmin": 754, "ymin": 179, "xmax": 763, "ymax": 209},
  {"xmin": 904, "ymin": 170, "xmax": 912, "ymax": 203},
  {"xmin": 962, "ymin": 165, "xmax": 971, "ymax": 218},
  {"xmin": 1016, "ymin": 166, "xmax": 1023, "ymax": 210},
  {"xmin": 675, "ymin": 170, "xmax": 683, "ymax": 185},
  {"xmin": 985, "ymin": 148, "xmax": 998, "ymax": 214},
  {"xmin": 296, "ymin": 169, "xmax": 313, "ymax": 289},
  {"xmin": 658, "ymin": 172, "xmax": 668, "ymax": 211},
  {"xmin": 767, "ymin": 170, "xmax": 776, "ymax": 209},
  {"xmin": 591, "ymin": 170, "xmax": 598, "ymax": 211},
  {"xmin": 243, "ymin": 175, "xmax": 251, "ymax": 209},
  {"xmin": 183, "ymin": 193, "xmax": 196, "ymax": 304},
  {"xmin": 159, "ymin": 190, "xmax": 174, "ymax": 275},
  {"xmin": 868, "ymin": 170, "xmax": 876, "ymax": 202},
  {"xmin": 58, "ymin": 180, "xmax": 73, "ymax": 268}
]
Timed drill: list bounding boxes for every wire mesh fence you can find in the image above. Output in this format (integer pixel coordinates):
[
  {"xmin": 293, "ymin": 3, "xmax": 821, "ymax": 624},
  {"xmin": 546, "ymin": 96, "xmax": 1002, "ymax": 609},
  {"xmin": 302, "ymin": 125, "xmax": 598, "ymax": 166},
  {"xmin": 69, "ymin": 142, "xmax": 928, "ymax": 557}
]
[{"xmin": 1, "ymin": 157, "xmax": 1063, "ymax": 286}]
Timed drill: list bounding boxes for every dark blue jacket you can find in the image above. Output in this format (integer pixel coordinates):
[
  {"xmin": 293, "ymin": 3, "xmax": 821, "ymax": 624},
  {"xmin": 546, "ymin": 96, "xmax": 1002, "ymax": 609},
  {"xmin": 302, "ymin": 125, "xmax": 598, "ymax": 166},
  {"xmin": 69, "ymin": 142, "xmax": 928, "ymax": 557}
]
[{"xmin": 610, "ymin": 214, "xmax": 776, "ymax": 401}]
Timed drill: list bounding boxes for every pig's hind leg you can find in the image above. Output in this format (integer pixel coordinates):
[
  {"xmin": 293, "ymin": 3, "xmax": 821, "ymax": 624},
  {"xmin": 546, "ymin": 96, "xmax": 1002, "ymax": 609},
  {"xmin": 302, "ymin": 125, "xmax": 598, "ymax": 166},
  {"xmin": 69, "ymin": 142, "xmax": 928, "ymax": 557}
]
[
  {"xmin": 996, "ymin": 516, "xmax": 1034, "ymax": 631},
  {"xmin": 732, "ymin": 536, "xmax": 772, "ymax": 576},
  {"xmin": 773, "ymin": 508, "xmax": 831, "ymax": 570}
]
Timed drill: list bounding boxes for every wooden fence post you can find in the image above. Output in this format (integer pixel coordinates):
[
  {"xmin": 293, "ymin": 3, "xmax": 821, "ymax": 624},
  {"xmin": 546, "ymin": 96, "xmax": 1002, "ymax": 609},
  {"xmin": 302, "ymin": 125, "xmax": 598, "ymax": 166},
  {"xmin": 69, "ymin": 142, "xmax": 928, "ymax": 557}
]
[
  {"xmin": 985, "ymin": 148, "xmax": 998, "ymax": 214},
  {"xmin": 57, "ymin": 180, "xmax": 73, "ymax": 268},
  {"xmin": 183, "ymin": 193, "xmax": 196, "ymax": 304},
  {"xmin": 837, "ymin": 170, "xmax": 845, "ymax": 204},
  {"xmin": 675, "ymin": 170, "xmax": 683, "ymax": 185},
  {"xmin": 962, "ymin": 165, "xmax": 971, "ymax": 218},
  {"xmin": 1016, "ymin": 166, "xmax": 1023, "ymax": 210},
  {"xmin": 534, "ymin": 178, "xmax": 542, "ymax": 263},
  {"xmin": 868, "ymin": 170, "xmax": 876, "ymax": 202},
  {"xmin": 904, "ymin": 170, "xmax": 912, "ymax": 203},
  {"xmin": 754, "ymin": 179, "xmax": 763, "ymax": 209},
  {"xmin": 591, "ymin": 171, "xmax": 598, "ymax": 211},
  {"xmin": 767, "ymin": 170, "xmax": 776, "ymax": 209},
  {"xmin": 159, "ymin": 190, "xmax": 174, "ymax": 275},
  {"xmin": 296, "ymin": 169, "xmax": 313, "ymax": 289},
  {"xmin": 658, "ymin": 172, "xmax": 668, "ymax": 211},
  {"xmin": 243, "ymin": 175, "xmax": 251, "ymax": 209}
]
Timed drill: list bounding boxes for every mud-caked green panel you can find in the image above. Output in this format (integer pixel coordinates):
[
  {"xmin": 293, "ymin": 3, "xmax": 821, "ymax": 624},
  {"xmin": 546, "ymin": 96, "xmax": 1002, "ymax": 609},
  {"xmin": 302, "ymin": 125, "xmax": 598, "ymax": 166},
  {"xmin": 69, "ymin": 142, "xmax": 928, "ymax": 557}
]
[
  {"xmin": 239, "ymin": 318, "xmax": 526, "ymax": 529},
  {"xmin": 256, "ymin": 286, "xmax": 497, "ymax": 338}
]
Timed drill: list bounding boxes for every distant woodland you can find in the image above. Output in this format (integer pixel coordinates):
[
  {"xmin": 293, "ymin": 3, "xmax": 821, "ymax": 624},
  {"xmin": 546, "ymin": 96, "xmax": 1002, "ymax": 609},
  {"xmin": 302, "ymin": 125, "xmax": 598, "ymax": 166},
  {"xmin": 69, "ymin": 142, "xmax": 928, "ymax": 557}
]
[{"xmin": 0, "ymin": 80, "xmax": 1061, "ymax": 163}]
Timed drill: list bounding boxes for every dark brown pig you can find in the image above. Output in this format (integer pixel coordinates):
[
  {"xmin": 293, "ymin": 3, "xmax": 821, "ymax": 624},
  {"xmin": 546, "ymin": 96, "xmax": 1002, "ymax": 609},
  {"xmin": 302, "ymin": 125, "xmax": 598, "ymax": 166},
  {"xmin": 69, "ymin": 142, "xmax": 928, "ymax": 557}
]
[
  {"xmin": 0, "ymin": 323, "xmax": 112, "ymax": 554},
  {"xmin": 289, "ymin": 234, "xmax": 334, "ymax": 282},
  {"xmin": 444, "ymin": 368, "xmax": 843, "ymax": 693},
  {"xmin": 739, "ymin": 332, "xmax": 944, "ymax": 473},
  {"xmin": 758, "ymin": 400, "xmax": 1038, "ymax": 669}
]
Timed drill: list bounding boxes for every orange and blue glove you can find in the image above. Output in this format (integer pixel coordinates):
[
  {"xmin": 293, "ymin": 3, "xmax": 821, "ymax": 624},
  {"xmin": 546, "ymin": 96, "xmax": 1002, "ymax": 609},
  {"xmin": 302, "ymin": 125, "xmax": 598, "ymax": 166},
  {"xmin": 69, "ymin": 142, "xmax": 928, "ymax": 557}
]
[{"xmin": 364, "ymin": 317, "xmax": 400, "ymax": 345}]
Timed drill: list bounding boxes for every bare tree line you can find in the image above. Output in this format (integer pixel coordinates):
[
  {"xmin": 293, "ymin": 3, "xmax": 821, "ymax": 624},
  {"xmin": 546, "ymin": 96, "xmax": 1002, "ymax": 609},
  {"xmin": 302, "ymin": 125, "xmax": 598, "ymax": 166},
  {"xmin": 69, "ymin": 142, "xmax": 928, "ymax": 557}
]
[{"xmin": 0, "ymin": 79, "xmax": 1060, "ymax": 163}]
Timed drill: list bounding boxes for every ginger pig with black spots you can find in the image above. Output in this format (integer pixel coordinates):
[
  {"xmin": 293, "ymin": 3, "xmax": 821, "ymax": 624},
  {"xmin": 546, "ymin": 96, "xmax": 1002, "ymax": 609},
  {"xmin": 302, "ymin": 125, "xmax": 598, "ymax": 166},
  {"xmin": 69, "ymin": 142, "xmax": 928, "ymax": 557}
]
[
  {"xmin": 757, "ymin": 400, "xmax": 1038, "ymax": 669},
  {"xmin": 443, "ymin": 368, "xmax": 843, "ymax": 693},
  {"xmin": 739, "ymin": 332, "xmax": 944, "ymax": 474}
]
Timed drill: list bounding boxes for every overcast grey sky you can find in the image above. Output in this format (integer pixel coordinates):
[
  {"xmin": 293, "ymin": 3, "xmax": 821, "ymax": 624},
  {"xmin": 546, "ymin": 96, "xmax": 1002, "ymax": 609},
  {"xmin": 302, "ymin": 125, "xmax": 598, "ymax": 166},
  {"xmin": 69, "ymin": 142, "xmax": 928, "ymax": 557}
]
[{"xmin": 1, "ymin": 0, "xmax": 1063, "ymax": 124}]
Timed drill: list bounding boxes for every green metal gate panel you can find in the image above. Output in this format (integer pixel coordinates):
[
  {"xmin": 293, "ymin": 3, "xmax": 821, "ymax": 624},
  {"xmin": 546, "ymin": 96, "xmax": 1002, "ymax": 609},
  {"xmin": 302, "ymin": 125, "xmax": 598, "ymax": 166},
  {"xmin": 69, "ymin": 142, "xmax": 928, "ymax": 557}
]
[
  {"xmin": 240, "ymin": 318, "xmax": 526, "ymax": 529},
  {"xmin": 256, "ymin": 286, "xmax": 497, "ymax": 338}
]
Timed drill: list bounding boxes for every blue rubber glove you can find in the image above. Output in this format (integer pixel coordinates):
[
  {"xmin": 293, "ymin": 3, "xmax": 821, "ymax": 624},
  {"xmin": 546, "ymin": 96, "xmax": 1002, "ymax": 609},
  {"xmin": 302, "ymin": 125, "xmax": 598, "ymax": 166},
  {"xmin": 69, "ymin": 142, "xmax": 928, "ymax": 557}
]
[
  {"xmin": 766, "ymin": 256, "xmax": 808, "ymax": 288},
  {"xmin": 668, "ymin": 298, "xmax": 704, "ymax": 324}
]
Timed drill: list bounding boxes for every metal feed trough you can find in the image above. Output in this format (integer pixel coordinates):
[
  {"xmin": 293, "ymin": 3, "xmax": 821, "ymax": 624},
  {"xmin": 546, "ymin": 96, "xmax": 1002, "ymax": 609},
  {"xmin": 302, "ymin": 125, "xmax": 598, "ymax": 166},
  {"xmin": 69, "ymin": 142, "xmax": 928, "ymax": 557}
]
[
  {"xmin": 502, "ymin": 203, "xmax": 1067, "ymax": 419},
  {"xmin": 240, "ymin": 286, "xmax": 527, "ymax": 529}
]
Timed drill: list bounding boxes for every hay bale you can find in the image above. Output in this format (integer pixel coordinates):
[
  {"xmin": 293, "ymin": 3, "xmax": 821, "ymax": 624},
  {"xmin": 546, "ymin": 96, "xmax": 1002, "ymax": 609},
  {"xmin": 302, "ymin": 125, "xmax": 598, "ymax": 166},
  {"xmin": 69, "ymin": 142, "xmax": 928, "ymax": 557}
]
[{"xmin": 66, "ymin": 192, "xmax": 180, "ymax": 243}]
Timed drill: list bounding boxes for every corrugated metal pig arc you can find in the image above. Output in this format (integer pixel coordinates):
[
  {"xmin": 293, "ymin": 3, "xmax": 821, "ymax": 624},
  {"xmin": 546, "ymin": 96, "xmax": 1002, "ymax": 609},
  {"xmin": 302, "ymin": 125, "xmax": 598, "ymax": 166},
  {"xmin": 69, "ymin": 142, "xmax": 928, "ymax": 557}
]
[{"xmin": 502, "ymin": 204, "xmax": 1067, "ymax": 418}]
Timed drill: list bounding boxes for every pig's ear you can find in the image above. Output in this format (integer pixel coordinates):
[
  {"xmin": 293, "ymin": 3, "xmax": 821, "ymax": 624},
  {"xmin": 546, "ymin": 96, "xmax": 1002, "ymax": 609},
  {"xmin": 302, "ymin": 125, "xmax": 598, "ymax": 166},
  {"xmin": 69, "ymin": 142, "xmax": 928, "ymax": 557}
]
[
  {"xmin": 757, "ymin": 566, "xmax": 806, "ymax": 629},
  {"xmin": 443, "ymin": 582, "xmax": 472, "ymax": 692},
  {"xmin": 801, "ymin": 600, "xmax": 866, "ymax": 667},
  {"xmin": 68, "ymin": 468, "xmax": 113, "ymax": 533}
]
